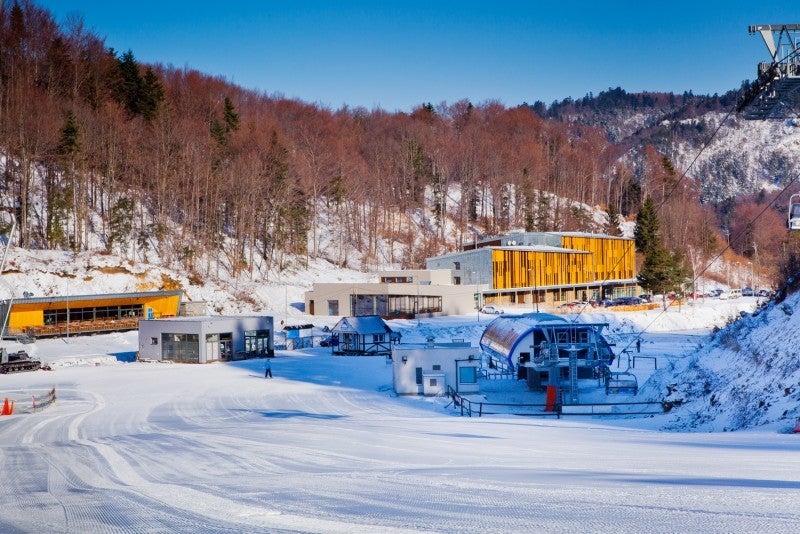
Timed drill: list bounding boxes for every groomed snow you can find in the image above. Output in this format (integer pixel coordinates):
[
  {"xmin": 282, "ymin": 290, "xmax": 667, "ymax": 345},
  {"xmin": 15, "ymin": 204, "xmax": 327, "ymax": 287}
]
[{"xmin": 2, "ymin": 294, "xmax": 800, "ymax": 532}]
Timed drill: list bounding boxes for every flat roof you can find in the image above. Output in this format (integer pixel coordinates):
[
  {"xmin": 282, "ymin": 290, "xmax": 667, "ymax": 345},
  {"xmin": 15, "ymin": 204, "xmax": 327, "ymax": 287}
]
[
  {"xmin": 4, "ymin": 290, "xmax": 183, "ymax": 305},
  {"xmin": 140, "ymin": 315, "xmax": 272, "ymax": 322}
]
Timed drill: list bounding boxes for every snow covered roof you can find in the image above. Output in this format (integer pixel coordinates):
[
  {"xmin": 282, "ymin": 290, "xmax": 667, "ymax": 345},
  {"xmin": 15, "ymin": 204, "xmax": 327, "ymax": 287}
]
[
  {"xmin": 5, "ymin": 289, "xmax": 183, "ymax": 305},
  {"xmin": 332, "ymin": 315, "xmax": 393, "ymax": 335}
]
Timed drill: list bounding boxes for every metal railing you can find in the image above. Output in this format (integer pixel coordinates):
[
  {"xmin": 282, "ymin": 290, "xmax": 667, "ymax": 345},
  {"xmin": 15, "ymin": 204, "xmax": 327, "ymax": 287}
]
[{"xmin": 446, "ymin": 385, "xmax": 665, "ymax": 418}]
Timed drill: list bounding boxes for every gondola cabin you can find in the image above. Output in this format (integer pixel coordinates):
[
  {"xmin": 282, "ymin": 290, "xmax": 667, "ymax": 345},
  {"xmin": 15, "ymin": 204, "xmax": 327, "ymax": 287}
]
[{"xmin": 788, "ymin": 193, "xmax": 800, "ymax": 231}]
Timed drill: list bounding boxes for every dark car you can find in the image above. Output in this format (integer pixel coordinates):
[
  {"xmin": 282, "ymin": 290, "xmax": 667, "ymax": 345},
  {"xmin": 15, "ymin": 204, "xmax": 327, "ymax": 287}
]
[
  {"xmin": 742, "ymin": 287, "xmax": 754, "ymax": 297},
  {"xmin": 319, "ymin": 336, "xmax": 334, "ymax": 347}
]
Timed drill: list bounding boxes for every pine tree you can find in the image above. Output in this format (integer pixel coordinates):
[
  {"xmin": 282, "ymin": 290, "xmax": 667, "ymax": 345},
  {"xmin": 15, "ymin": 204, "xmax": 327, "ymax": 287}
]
[
  {"xmin": 634, "ymin": 196, "xmax": 659, "ymax": 255},
  {"xmin": 114, "ymin": 51, "xmax": 163, "ymax": 120},
  {"xmin": 634, "ymin": 195, "xmax": 689, "ymax": 297},
  {"xmin": 223, "ymin": 97, "xmax": 240, "ymax": 132},
  {"xmin": 108, "ymin": 197, "xmax": 134, "ymax": 254}
]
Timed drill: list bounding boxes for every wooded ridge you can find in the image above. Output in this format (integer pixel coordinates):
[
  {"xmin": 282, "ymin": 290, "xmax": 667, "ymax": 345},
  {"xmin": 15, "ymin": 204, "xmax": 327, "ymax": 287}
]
[{"xmin": 0, "ymin": 1, "xmax": 793, "ymax": 287}]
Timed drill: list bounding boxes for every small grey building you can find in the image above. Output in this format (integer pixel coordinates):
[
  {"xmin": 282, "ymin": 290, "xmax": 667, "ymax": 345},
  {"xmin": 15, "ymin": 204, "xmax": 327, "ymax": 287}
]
[{"xmin": 138, "ymin": 316, "xmax": 274, "ymax": 363}]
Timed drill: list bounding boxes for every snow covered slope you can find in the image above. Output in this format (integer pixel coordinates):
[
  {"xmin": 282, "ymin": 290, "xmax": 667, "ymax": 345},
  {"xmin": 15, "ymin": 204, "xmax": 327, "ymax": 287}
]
[{"xmin": 643, "ymin": 291, "xmax": 800, "ymax": 432}]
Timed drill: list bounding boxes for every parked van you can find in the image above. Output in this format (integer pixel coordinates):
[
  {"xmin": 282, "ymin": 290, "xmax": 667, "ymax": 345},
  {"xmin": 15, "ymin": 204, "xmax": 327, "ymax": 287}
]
[{"xmin": 719, "ymin": 289, "xmax": 742, "ymax": 300}]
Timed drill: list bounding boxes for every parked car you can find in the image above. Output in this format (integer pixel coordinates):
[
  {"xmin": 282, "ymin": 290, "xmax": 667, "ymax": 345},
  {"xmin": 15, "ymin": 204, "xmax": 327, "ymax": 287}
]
[
  {"xmin": 480, "ymin": 305, "xmax": 504, "ymax": 314},
  {"xmin": 610, "ymin": 296, "xmax": 644, "ymax": 307},
  {"xmin": 319, "ymin": 335, "xmax": 334, "ymax": 347},
  {"xmin": 742, "ymin": 287, "xmax": 754, "ymax": 297}
]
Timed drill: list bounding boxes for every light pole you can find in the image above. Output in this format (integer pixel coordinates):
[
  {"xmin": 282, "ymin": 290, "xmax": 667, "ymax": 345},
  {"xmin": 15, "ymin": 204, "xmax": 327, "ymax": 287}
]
[
  {"xmin": 472, "ymin": 271, "xmax": 479, "ymax": 322},
  {"xmin": 416, "ymin": 275, "xmax": 420, "ymax": 326},
  {"xmin": 529, "ymin": 268, "xmax": 539, "ymax": 313}
]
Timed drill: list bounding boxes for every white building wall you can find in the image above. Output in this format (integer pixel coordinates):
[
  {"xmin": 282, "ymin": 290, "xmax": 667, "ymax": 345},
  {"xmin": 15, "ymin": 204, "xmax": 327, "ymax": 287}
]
[
  {"xmin": 138, "ymin": 316, "xmax": 274, "ymax": 363},
  {"xmin": 305, "ymin": 283, "xmax": 481, "ymax": 317},
  {"xmin": 392, "ymin": 344, "xmax": 481, "ymax": 396}
]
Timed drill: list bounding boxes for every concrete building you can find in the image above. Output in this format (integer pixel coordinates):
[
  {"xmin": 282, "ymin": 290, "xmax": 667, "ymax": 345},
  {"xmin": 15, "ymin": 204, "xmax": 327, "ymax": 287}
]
[
  {"xmin": 392, "ymin": 340, "xmax": 481, "ymax": 396},
  {"xmin": 138, "ymin": 316, "xmax": 274, "ymax": 363},
  {"xmin": 305, "ymin": 232, "xmax": 638, "ymax": 318},
  {"xmin": 305, "ymin": 269, "xmax": 481, "ymax": 318}
]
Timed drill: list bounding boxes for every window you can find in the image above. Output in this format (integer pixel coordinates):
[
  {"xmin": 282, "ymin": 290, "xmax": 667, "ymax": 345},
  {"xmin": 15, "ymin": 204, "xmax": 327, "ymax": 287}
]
[
  {"xmin": 150, "ymin": 337, "xmax": 158, "ymax": 345},
  {"xmin": 327, "ymin": 300, "xmax": 339, "ymax": 315},
  {"xmin": 244, "ymin": 330, "xmax": 271, "ymax": 355},
  {"xmin": 429, "ymin": 378, "xmax": 438, "ymax": 387},
  {"xmin": 161, "ymin": 332, "xmax": 200, "ymax": 363},
  {"xmin": 374, "ymin": 333, "xmax": 385, "ymax": 343},
  {"xmin": 432, "ymin": 364, "xmax": 441, "ymax": 371},
  {"xmin": 459, "ymin": 366, "xmax": 477, "ymax": 384}
]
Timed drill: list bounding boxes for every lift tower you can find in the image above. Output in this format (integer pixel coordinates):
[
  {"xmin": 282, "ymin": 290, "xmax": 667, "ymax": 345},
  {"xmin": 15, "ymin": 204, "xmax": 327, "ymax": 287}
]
[{"xmin": 737, "ymin": 24, "xmax": 800, "ymax": 120}]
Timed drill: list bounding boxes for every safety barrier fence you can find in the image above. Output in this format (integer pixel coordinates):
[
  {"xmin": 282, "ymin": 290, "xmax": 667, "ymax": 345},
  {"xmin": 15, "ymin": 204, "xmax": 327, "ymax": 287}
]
[
  {"xmin": 446, "ymin": 386, "xmax": 664, "ymax": 418},
  {"xmin": 1, "ymin": 387, "xmax": 57, "ymax": 416}
]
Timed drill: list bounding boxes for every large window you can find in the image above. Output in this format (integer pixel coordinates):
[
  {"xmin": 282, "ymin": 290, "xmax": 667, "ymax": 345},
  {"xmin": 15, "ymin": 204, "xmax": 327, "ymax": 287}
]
[
  {"xmin": 44, "ymin": 304, "xmax": 143, "ymax": 324},
  {"xmin": 161, "ymin": 333, "xmax": 199, "ymax": 363},
  {"xmin": 351, "ymin": 294, "xmax": 388, "ymax": 316},
  {"xmin": 244, "ymin": 329, "xmax": 271, "ymax": 356}
]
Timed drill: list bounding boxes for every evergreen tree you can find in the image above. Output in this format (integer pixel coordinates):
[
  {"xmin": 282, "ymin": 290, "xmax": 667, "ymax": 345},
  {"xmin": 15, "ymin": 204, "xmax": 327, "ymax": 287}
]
[
  {"xmin": 637, "ymin": 244, "xmax": 689, "ymax": 299},
  {"xmin": 57, "ymin": 111, "xmax": 80, "ymax": 157},
  {"xmin": 139, "ymin": 68, "xmax": 164, "ymax": 120},
  {"xmin": 114, "ymin": 51, "xmax": 164, "ymax": 120},
  {"xmin": 223, "ymin": 97, "xmax": 240, "ymax": 132},
  {"xmin": 108, "ymin": 197, "xmax": 134, "ymax": 254},
  {"xmin": 634, "ymin": 196, "xmax": 659, "ymax": 255},
  {"xmin": 520, "ymin": 168, "xmax": 536, "ymax": 232},
  {"xmin": 47, "ymin": 112, "xmax": 81, "ymax": 248}
]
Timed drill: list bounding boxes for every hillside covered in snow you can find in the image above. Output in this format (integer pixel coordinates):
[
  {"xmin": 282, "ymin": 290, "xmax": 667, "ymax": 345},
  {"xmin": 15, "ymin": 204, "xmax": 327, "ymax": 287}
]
[{"xmin": 643, "ymin": 290, "xmax": 800, "ymax": 432}]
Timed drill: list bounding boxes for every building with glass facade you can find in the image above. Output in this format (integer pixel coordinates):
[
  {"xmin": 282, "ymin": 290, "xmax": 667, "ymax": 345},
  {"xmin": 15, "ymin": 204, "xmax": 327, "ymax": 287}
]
[{"xmin": 138, "ymin": 316, "xmax": 274, "ymax": 363}]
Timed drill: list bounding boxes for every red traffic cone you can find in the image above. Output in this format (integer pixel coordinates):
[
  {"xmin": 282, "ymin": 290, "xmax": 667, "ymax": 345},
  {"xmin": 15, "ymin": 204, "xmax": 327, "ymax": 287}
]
[
  {"xmin": 792, "ymin": 419, "xmax": 800, "ymax": 434},
  {"xmin": 1, "ymin": 398, "xmax": 9, "ymax": 416}
]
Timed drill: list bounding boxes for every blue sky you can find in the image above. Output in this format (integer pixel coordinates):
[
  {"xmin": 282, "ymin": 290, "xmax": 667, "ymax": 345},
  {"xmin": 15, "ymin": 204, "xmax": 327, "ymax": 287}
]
[{"xmin": 36, "ymin": 1, "xmax": 800, "ymax": 112}]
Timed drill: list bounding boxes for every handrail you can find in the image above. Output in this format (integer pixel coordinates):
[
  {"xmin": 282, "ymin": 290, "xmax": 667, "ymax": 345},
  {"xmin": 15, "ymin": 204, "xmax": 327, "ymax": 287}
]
[{"xmin": 445, "ymin": 385, "xmax": 664, "ymax": 418}]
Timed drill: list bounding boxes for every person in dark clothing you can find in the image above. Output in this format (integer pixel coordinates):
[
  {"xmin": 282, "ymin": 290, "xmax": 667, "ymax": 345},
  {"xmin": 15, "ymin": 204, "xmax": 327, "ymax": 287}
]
[
  {"xmin": 264, "ymin": 360, "xmax": 272, "ymax": 378},
  {"xmin": 635, "ymin": 338, "xmax": 641, "ymax": 353}
]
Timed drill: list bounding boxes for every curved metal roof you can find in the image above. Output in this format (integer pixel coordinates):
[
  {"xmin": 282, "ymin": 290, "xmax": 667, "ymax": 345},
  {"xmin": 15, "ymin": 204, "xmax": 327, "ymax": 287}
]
[{"xmin": 479, "ymin": 313, "xmax": 568, "ymax": 359}]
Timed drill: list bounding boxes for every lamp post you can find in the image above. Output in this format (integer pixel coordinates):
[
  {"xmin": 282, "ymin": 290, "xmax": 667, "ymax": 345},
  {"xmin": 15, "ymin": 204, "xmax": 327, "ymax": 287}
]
[
  {"xmin": 416, "ymin": 274, "xmax": 420, "ymax": 326},
  {"xmin": 529, "ymin": 267, "xmax": 540, "ymax": 313},
  {"xmin": 472, "ymin": 271, "xmax": 479, "ymax": 322}
]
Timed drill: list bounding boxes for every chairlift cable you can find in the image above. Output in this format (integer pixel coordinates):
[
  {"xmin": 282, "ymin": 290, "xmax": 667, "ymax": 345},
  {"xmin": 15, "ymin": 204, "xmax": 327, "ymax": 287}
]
[{"xmin": 571, "ymin": 43, "xmax": 800, "ymax": 353}]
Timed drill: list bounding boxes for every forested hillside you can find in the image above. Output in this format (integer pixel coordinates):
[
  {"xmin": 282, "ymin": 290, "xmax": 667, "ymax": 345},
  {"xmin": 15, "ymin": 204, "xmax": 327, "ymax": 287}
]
[{"xmin": 0, "ymin": 1, "xmax": 795, "ymax": 288}]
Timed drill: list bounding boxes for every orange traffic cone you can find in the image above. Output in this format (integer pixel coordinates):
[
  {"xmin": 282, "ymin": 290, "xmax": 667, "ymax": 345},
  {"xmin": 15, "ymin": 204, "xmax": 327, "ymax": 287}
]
[
  {"xmin": 793, "ymin": 419, "xmax": 800, "ymax": 434},
  {"xmin": 1, "ymin": 398, "xmax": 9, "ymax": 416}
]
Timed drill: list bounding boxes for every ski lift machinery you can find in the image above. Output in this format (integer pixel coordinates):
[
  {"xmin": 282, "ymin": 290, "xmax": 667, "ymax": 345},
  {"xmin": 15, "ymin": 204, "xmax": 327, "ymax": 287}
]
[{"xmin": 737, "ymin": 24, "xmax": 800, "ymax": 231}]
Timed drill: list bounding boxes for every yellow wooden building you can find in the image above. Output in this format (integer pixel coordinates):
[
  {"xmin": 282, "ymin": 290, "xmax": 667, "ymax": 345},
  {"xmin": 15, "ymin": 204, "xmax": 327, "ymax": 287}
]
[
  {"xmin": 427, "ymin": 232, "xmax": 638, "ymax": 308},
  {"xmin": 1, "ymin": 290, "xmax": 183, "ymax": 338}
]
